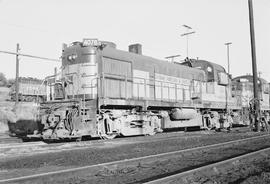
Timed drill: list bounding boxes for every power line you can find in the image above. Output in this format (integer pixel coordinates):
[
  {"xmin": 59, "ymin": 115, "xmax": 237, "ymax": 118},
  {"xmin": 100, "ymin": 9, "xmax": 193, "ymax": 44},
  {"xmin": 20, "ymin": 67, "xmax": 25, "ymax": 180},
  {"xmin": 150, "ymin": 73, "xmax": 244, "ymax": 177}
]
[{"xmin": 0, "ymin": 50, "xmax": 60, "ymax": 62}]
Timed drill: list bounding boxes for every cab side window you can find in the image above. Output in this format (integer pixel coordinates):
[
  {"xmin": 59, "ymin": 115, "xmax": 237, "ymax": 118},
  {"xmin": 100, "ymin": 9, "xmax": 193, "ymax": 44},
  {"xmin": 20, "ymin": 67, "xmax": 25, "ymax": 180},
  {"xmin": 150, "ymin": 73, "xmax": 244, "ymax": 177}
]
[{"xmin": 206, "ymin": 66, "xmax": 214, "ymax": 82}]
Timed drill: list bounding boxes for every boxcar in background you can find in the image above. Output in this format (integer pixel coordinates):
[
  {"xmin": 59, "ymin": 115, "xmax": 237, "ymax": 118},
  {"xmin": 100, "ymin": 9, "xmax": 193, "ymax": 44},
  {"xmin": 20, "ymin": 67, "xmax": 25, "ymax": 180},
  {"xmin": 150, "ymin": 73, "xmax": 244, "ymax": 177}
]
[{"xmin": 10, "ymin": 77, "xmax": 46, "ymax": 102}]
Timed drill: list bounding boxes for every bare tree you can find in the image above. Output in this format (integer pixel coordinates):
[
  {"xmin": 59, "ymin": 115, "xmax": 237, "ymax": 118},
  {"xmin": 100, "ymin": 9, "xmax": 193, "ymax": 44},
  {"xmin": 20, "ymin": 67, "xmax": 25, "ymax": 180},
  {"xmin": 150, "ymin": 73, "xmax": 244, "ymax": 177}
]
[{"xmin": 0, "ymin": 73, "xmax": 7, "ymax": 86}]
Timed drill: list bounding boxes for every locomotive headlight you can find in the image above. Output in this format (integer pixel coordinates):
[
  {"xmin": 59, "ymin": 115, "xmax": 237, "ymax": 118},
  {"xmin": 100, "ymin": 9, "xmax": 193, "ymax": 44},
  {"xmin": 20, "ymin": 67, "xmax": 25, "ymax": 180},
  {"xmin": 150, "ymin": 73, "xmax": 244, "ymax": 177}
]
[
  {"xmin": 67, "ymin": 55, "xmax": 73, "ymax": 61},
  {"xmin": 67, "ymin": 54, "xmax": 77, "ymax": 61},
  {"xmin": 72, "ymin": 54, "xmax": 77, "ymax": 60}
]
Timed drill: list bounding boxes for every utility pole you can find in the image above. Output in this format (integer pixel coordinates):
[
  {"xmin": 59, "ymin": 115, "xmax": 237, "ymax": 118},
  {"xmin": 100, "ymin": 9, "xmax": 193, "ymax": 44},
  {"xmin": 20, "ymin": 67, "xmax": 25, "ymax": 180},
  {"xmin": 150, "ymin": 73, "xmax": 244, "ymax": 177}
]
[
  {"xmin": 181, "ymin": 25, "xmax": 195, "ymax": 58},
  {"xmin": 15, "ymin": 43, "xmax": 20, "ymax": 105},
  {"xmin": 248, "ymin": 0, "xmax": 260, "ymax": 131},
  {"xmin": 224, "ymin": 42, "xmax": 232, "ymax": 114},
  {"xmin": 224, "ymin": 43, "xmax": 232, "ymax": 113},
  {"xmin": 224, "ymin": 42, "xmax": 232, "ymax": 74}
]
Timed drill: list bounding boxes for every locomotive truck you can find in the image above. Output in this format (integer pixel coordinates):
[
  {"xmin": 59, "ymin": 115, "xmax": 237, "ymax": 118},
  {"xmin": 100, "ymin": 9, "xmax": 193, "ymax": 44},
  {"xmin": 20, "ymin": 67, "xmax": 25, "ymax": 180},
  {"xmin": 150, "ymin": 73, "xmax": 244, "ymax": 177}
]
[{"xmin": 26, "ymin": 39, "xmax": 262, "ymax": 140}]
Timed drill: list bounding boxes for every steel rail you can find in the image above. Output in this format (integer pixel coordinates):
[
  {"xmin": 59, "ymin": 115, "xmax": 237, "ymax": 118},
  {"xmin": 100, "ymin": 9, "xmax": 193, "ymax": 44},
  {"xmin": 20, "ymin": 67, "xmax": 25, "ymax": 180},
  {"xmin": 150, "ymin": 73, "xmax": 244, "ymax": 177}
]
[
  {"xmin": 145, "ymin": 146, "xmax": 270, "ymax": 184},
  {"xmin": 0, "ymin": 133, "xmax": 198, "ymax": 150},
  {"xmin": 0, "ymin": 141, "xmax": 45, "ymax": 149},
  {"xmin": 0, "ymin": 135, "xmax": 204, "ymax": 159},
  {"xmin": 0, "ymin": 131, "xmax": 261, "ymax": 155},
  {"xmin": 0, "ymin": 134, "xmax": 270, "ymax": 183}
]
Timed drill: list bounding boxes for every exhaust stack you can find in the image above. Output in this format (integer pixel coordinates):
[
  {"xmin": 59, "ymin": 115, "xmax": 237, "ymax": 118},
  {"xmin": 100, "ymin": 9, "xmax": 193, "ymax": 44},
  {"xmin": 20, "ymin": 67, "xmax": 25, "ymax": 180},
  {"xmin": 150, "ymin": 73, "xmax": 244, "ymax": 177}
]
[{"xmin": 129, "ymin": 44, "xmax": 142, "ymax": 55}]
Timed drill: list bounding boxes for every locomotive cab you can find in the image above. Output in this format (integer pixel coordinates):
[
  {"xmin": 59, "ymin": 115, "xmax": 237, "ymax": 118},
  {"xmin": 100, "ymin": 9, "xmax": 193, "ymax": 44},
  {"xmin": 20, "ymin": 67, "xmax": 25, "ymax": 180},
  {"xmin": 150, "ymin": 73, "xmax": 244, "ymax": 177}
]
[
  {"xmin": 182, "ymin": 59, "xmax": 237, "ymax": 128},
  {"xmin": 182, "ymin": 59, "xmax": 229, "ymax": 85}
]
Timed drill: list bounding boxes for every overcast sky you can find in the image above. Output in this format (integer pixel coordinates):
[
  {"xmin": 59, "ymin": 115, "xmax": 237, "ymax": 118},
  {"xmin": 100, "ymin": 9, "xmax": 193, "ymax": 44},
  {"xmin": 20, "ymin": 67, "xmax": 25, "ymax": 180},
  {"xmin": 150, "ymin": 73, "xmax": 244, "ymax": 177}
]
[{"xmin": 0, "ymin": 0, "xmax": 269, "ymax": 81}]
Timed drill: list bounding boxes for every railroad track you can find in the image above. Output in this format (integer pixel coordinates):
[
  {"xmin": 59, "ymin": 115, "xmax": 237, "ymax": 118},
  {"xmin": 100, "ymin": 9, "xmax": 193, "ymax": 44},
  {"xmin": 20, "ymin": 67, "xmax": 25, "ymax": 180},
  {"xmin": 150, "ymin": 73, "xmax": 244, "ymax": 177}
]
[
  {"xmin": 0, "ymin": 126, "xmax": 248, "ymax": 146},
  {"xmin": 146, "ymin": 147, "xmax": 270, "ymax": 184},
  {"xmin": 0, "ymin": 126, "xmax": 248, "ymax": 151},
  {"xmin": 0, "ymin": 135, "xmax": 22, "ymax": 144},
  {"xmin": 0, "ymin": 141, "xmax": 45, "ymax": 149},
  {"xmin": 0, "ymin": 130, "xmax": 262, "ymax": 160},
  {"xmin": 1, "ymin": 134, "xmax": 270, "ymax": 184},
  {"xmin": 0, "ymin": 131, "xmax": 209, "ymax": 159}
]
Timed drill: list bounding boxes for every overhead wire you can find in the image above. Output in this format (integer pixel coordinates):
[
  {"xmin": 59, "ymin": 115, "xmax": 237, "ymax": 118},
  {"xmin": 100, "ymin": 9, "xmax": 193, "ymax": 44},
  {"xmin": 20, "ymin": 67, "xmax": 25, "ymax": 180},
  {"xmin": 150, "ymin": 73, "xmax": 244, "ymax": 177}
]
[{"xmin": 0, "ymin": 50, "xmax": 60, "ymax": 62}]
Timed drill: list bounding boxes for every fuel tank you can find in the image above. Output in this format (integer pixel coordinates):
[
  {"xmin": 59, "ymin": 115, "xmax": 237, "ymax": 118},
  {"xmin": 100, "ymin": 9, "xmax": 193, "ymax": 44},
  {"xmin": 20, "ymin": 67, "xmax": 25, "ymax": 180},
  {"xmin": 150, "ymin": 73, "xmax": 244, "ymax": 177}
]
[{"xmin": 170, "ymin": 108, "xmax": 198, "ymax": 120}]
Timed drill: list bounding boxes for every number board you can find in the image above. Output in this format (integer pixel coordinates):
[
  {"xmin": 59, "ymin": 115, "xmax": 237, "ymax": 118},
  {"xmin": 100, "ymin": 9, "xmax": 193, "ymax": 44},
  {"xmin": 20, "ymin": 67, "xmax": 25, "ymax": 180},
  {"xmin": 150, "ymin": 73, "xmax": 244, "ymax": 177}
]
[{"xmin": 82, "ymin": 39, "xmax": 101, "ymax": 47}]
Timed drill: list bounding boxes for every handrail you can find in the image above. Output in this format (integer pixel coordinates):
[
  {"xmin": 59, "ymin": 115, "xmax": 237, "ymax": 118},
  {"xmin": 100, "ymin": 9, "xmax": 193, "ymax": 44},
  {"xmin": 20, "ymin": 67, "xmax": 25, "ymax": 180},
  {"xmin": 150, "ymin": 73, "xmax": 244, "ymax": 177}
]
[
  {"xmin": 45, "ymin": 73, "xmax": 203, "ymax": 103},
  {"xmin": 100, "ymin": 73, "xmax": 196, "ymax": 87}
]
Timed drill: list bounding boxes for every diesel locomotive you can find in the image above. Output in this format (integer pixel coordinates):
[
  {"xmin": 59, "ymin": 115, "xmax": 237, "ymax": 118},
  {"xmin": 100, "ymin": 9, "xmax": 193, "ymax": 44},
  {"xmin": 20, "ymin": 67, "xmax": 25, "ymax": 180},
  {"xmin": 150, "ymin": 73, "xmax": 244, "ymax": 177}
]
[
  {"xmin": 26, "ymin": 39, "xmax": 270, "ymax": 140},
  {"xmin": 232, "ymin": 75, "xmax": 270, "ymax": 123}
]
